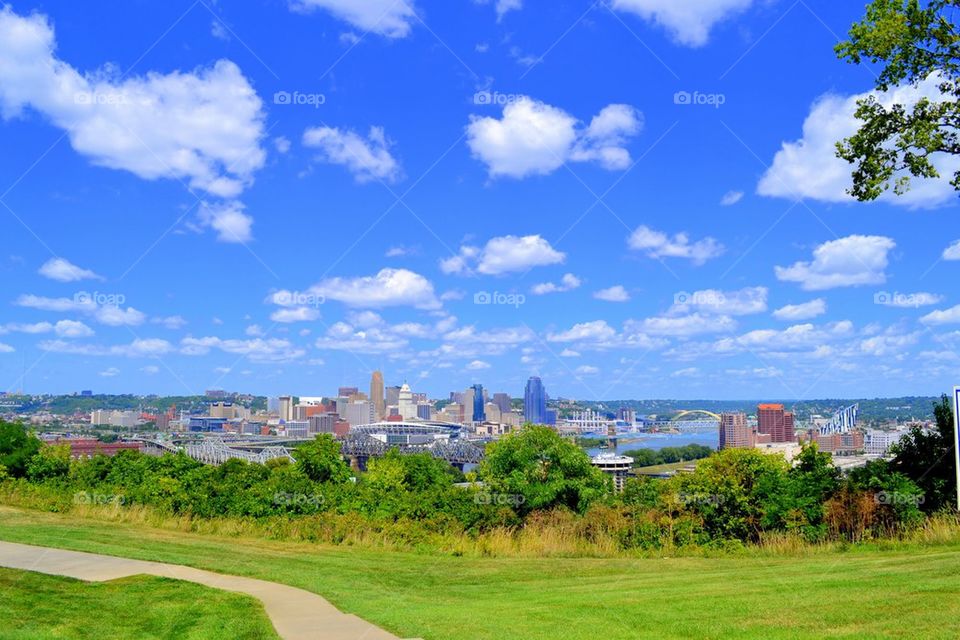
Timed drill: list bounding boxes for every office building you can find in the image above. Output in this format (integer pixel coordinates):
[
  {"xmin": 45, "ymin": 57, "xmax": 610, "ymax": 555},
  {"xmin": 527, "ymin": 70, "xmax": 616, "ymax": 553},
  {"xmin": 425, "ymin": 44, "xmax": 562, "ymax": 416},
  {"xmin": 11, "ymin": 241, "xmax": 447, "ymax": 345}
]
[
  {"xmin": 471, "ymin": 384, "xmax": 486, "ymax": 422},
  {"xmin": 398, "ymin": 383, "xmax": 416, "ymax": 420},
  {"xmin": 308, "ymin": 413, "xmax": 337, "ymax": 434},
  {"xmin": 338, "ymin": 387, "xmax": 359, "ymax": 398},
  {"xmin": 416, "ymin": 403, "xmax": 432, "ymax": 420},
  {"xmin": 344, "ymin": 400, "xmax": 375, "ymax": 427},
  {"xmin": 865, "ymin": 428, "xmax": 908, "ymax": 456},
  {"xmin": 719, "ymin": 412, "xmax": 755, "ymax": 449},
  {"xmin": 757, "ymin": 403, "xmax": 795, "ymax": 443},
  {"xmin": 370, "ymin": 370, "xmax": 385, "ymax": 420},
  {"xmin": 524, "ymin": 376, "xmax": 547, "ymax": 425},
  {"xmin": 492, "ymin": 393, "xmax": 512, "ymax": 414},
  {"xmin": 284, "ymin": 421, "xmax": 309, "ymax": 438},
  {"xmin": 386, "ymin": 385, "xmax": 401, "ymax": 407},
  {"xmin": 278, "ymin": 396, "xmax": 294, "ymax": 422}
]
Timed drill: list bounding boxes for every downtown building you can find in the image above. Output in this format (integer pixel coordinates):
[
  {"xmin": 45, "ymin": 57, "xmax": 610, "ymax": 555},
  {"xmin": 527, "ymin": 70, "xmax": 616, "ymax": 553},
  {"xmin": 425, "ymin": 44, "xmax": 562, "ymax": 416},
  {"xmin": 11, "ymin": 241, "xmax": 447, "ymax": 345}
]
[
  {"xmin": 757, "ymin": 403, "xmax": 796, "ymax": 443},
  {"xmin": 524, "ymin": 376, "xmax": 547, "ymax": 425},
  {"xmin": 719, "ymin": 412, "xmax": 756, "ymax": 449}
]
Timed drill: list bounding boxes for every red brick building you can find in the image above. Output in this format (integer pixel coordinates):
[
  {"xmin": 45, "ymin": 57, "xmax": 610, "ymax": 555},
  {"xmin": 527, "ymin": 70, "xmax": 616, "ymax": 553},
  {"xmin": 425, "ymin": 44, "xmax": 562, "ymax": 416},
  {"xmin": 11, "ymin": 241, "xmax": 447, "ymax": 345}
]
[{"xmin": 757, "ymin": 404, "xmax": 795, "ymax": 443}]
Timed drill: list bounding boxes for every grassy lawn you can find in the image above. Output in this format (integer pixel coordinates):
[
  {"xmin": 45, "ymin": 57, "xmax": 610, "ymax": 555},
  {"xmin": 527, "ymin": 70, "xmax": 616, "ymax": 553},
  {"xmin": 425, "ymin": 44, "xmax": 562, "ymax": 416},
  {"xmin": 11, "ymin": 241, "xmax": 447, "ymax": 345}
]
[
  {"xmin": 0, "ymin": 565, "xmax": 279, "ymax": 639},
  {"xmin": 1, "ymin": 506, "xmax": 959, "ymax": 639}
]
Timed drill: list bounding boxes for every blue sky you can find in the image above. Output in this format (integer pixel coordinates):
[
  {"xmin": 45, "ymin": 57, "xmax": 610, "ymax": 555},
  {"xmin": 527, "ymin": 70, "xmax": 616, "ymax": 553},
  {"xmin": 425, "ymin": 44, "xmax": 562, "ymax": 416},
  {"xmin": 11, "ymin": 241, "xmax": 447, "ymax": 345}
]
[{"xmin": 1, "ymin": 0, "xmax": 959, "ymax": 401}]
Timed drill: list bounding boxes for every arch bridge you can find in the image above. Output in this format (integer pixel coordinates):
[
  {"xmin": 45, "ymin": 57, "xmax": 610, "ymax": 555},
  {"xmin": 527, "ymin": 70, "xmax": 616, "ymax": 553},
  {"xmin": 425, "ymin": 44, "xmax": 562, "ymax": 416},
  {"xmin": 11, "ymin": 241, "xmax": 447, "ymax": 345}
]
[{"xmin": 670, "ymin": 410, "xmax": 722, "ymax": 422}]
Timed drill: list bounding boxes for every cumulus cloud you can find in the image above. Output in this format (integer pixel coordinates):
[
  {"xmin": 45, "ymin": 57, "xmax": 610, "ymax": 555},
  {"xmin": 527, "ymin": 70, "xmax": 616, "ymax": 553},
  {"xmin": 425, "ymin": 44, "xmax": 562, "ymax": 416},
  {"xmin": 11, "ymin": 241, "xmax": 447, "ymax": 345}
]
[
  {"xmin": 531, "ymin": 273, "xmax": 581, "ymax": 295},
  {"xmin": 40, "ymin": 338, "xmax": 173, "ymax": 357},
  {"xmin": 634, "ymin": 313, "xmax": 736, "ymax": 337},
  {"xmin": 775, "ymin": 235, "xmax": 895, "ymax": 291},
  {"xmin": 758, "ymin": 75, "xmax": 960, "ymax": 208},
  {"xmin": 466, "ymin": 98, "xmax": 642, "ymax": 178},
  {"xmin": 442, "ymin": 235, "xmax": 565, "ymax": 276},
  {"xmin": 314, "ymin": 322, "xmax": 409, "ymax": 353},
  {"xmin": 307, "ymin": 268, "xmax": 440, "ymax": 309},
  {"xmin": 474, "ymin": 0, "xmax": 522, "ymax": 21},
  {"xmin": 15, "ymin": 294, "xmax": 145, "ymax": 326},
  {"xmin": 611, "ymin": 0, "xmax": 754, "ymax": 47},
  {"xmin": 575, "ymin": 365, "xmax": 599, "ymax": 375},
  {"xmin": 0, "ymin": 7, "xmax": 266, "ymax": 200},
  {"xmin": 181, "ymin": 336, "xmax": 305, "ymax": 363},
  {"xmin": 593, "ymin": 285, "xmax": 630, "ymax": 302},
  {"xmin": 921, "ymin": 304, "xmax": 960, "ymax": 326},
  {"xmin": 943, "ymin": 240, "xmax": 960, "ymax": 261},
  {"xmin": 198, "ymin": 201, "xmax": 254, "ymax": 244},
  {"xmin": 38, "ymin": 258, "xmax": 101, "ymax": 282},
  {"xmin": 0, "ymin": 342, "xmax": 13, "ymax": 353},
  {"xmin": 628, "ymin": 225, "xmax": 724, "ymax": 264},
  {"xmin": 466, "ymin": 359, "xmax": 491, "ymax": 370},
  {"xmin": 290, "ymin": 0, "xmax": 417, "ymax": 38},
  {"xmin": 0, "ymin": 320, "xmax": 94, "ymax": 338},
  {"xmin": 270, "ymin": 307, "xmax": 320, "ymax": 323},
  {"xmin": 671, "ymin": 287, "xmax": 767, "ymax": 316},
  {"xmin": 302, "ymin": 125, "xmax": 401, "ymax": 183},
  {"xmin": 773, "ymin": 299, "xmax": 827, "ymax": 321}
]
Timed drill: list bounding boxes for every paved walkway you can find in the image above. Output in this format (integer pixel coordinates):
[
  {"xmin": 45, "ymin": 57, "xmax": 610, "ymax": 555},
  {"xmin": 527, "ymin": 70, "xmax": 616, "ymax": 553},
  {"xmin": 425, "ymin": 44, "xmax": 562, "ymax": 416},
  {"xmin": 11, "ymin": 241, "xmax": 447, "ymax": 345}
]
[{"xmin": 0, "ymin": 540, "xmax": 406, "ymax": 640}]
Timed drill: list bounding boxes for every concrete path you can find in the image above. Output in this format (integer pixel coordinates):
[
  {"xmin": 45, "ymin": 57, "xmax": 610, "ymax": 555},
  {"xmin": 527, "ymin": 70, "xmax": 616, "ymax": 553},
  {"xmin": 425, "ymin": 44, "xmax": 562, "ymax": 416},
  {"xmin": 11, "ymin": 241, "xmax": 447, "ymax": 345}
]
[{"xmin": 0, "ymin": 540, "xmax": 406, "ymax": 640}]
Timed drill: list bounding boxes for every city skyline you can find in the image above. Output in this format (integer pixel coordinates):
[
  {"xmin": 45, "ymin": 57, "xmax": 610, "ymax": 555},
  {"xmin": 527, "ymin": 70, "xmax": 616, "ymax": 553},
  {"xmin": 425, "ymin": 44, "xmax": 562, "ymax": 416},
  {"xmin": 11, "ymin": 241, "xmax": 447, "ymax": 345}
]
[{"xmin": 0, "ymin": 3, "xmax": 959, "ymax": 401}]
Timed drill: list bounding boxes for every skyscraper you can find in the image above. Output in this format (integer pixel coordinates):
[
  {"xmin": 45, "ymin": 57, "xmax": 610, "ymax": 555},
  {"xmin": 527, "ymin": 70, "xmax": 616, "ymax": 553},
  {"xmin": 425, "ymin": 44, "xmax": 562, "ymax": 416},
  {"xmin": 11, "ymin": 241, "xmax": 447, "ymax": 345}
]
[
  {"xmin": 524, "ymin": 376, "xmax": 547, "ymax": 425},
  {"xmin": 492, "ymin": 392, "xmax": 511, "ymax": 414},
  {"xmin": 370, "ymin": 370, "xmax": 385, "ymax": 420},
  {"xmin": 719, "ymin": 412, "xmax": 754, "ymax": 449},
  {"xmin": 472, "ymin": 384, "xmax": 486, "ymax": 422},
  {"xmin": 278, "ymin": 396, "xmax": 293, "ymax": 422},
  {"xmin": 398, "ymin": 382, "xmax": 416, "ymax": 420},
  {"xmin": 757, "ymin": 403, "xmax": 795, "ymax": 443}
]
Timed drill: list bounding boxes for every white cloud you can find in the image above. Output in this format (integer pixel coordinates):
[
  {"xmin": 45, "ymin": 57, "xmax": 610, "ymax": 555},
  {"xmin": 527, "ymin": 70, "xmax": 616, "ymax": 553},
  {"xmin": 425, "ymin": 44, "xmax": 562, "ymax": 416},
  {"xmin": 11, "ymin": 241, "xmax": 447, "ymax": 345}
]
[
  {"xmin": 53, "ymin": 319, "xmax": 94, "ymax": 338},
  {"xmin": 40, "ymin": 338, "xmax": 173, "ymax": 358},
  {"xmin": 443, "ymin": 235, "xmax": 565, "ymax": 276},
  {"xmin": 152, "ymin": 316, "xmax": 187, "ymax": 330},
  {"xmin": 758, "ymin": 75, "xmax": 960, "ymax": 208},
  {"xmin": 720, "ymin": 190, "xmax": 743, "ymax": 206},
  {"xmin": 671, "ymin": 367, "xmax": 700, "ymax": 377},
  {"xmin": 773, "ymin": 299, "xmax": 827, "ymax": 321},
  {"xmin": 385, "ymin": 245, "xmax": 418, "ymax": 258},
  {"xmin": 273, "ymin": 136, "xmax": 291, "ymax": 154},
  {"xmin": 181, "ymin": 336, "xmax": 305, "ymax": 363},
  {"xmin": 302, "ymin": 126, "xmax": 400, "ymax": 183},
  {"xmin": 94, "ymin": 305, "xmax": 146, "ymax": 327},
  {"xmin": 199, "ymin": 201, "xmax": 254, "ymax": 243},
  {"xmin": 308, "ymin": 268, "xmax": 439, "ymax": 309},
  {"xmin": 466, "ymin": 359, "xmax": 491, "ymax": 370},
  {"xmin": 314, "ymin": 322, "xmax": 408, "ymax": 353},
  {"xmin": 628, "ymin": 225, "xmax": 724, "ymax": 264},
  {"xmin": 0, "ymin": 8, "xmax": 266, "ymax": 200},
  {"xmin": 943, "ymin": 240, "xmax": 960, "ymax": 261},
  {"xmin": 443, "ymin": 325, "xmax": 534, "ymax": 346},
  {"xmin": 547, "ymin": 320, "xmax": 617, "ymax": 343},
  {"xmin": 475, "ymin": 0, "xmax": 522, "ymax": 20},
  {"xmin": 15, "ymin": 294, "xmax": 145, "ymax": 326},
  {"xmin": 466, "ymin": 98, "xmax": 642, "ymax": 178},
  {"xmin": 575, "ymin": 365, "xmax": 599, "ymax": 375},
  {"xmin": 270, "ymin": 307, "xmax": 320, "ymax": 323},
  {"xmin": 290, "ymin": 0, "xmax": 417, "ymax": 38},
  {"xmin": 775, "ymin": 235, "xmax": 895, "ymax": 291},
  {"xmin": 38, "ymin": 258, "xmax": 101, "ymax": 282},
  {"xmin": 611, "ymin": 0, "xmax": 754, "ymax": 47},
  {"xmin": 593, "ymin": 285, "xmax": 630, "ymax": 302},
  {"xmin": 140, "ymin": 365, "xmax": 160, "ymax": 374},
  {"xmin": 921, "ymin": 304, "xmax": 960, "ymax": 326},
  {"xmin": 0, "ymin": 342, "xmax": 13, "ymax": 353},
  {"xmin": 99, "ymin": 367, "xmax": 120, "ymax": 377},
  {"xmin": 531, "ymin": 273, "xmax": 581, "ymax": 295},
  {"xmin": 560, "ymin": 348, "xmax": 580, "ymax": 357},
  {"xmin": 635, "ymin": 313, "xmax": 736, "ymax": 337}
]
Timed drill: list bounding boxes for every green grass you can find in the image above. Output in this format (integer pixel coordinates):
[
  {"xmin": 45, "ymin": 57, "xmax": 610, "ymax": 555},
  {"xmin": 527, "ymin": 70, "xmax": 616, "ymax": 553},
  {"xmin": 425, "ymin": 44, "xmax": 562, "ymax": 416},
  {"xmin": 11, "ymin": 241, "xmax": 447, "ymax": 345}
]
[
  {"xmin": 0, "ymin": 565, "xmax": 279, "ymax": 639},
  {"xmin": 1, "ymin": 506, "xmax": 959, "ymax": 639}
]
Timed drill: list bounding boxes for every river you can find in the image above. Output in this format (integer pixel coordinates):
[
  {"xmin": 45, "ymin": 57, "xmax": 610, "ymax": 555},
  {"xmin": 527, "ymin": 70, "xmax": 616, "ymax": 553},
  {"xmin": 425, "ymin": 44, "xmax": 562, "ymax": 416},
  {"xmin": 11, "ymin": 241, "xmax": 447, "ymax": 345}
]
[{"xmin": 583, "ymin": 428, "xmax": 718, "ymax": 457}]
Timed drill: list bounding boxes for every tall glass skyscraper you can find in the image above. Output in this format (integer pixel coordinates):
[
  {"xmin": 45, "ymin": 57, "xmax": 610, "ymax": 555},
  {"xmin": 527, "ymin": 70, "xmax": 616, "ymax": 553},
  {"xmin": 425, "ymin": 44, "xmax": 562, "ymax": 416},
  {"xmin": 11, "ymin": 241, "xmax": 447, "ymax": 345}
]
[
  {"xmin": 524, "ymin": 376, "xmax": 547, "ymax": 425},
  {"xmin": 471, "ymin": 383, "xmax": 486, "ymax": 422}
]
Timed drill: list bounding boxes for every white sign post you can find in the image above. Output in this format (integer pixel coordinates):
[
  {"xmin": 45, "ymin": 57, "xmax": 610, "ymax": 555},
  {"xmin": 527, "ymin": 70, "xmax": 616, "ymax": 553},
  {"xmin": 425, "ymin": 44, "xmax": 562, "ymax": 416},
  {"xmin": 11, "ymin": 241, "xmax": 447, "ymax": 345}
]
[{"xmin": 954, "ymin": 387, "xmax": 960, "ymax": 511}]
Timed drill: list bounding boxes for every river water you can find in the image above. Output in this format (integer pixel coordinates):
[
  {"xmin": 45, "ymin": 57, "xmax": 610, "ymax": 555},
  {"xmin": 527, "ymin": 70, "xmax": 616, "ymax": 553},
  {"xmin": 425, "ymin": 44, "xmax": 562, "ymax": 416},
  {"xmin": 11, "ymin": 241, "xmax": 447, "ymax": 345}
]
[{"xmin": 583, "ymin": 428, "xmax": 718, "ymax": 457}]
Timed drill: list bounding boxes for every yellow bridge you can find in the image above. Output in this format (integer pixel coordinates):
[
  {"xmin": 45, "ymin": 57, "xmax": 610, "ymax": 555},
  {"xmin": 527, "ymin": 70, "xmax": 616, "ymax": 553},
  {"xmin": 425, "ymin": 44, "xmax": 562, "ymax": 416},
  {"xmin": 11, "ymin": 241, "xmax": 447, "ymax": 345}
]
[{"xmin": 670, "ymin": 410, "xmax": 722, "ymax": 422}]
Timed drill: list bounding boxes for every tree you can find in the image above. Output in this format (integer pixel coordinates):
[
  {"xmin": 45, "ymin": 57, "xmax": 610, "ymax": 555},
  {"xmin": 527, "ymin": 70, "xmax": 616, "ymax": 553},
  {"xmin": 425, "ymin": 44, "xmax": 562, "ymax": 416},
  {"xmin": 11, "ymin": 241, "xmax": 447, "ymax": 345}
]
[
  {"xmin": 26, "ymin": 444, "xmax": 71, "ymax": 482},
  {"xmin": 763, "ymin": 443, "xmax": 841, "ymax": 540},
  {"xmin": 836, "ymin": 0, "xmax": 960, "ymax": 200},
  {"xmin": 889, "ymin": 394, "xmax": 956, "ymax": 511},
  {"xmin": 294, "ymin": 435, "xmax": 351, "ymax": 484},
  {"xmin": 0, "ymin": 420, "xmax": 41, "ymax": 478},
  {"xmin": 478, "ymin": 424, "xmax": 609, "ymax": 514}
]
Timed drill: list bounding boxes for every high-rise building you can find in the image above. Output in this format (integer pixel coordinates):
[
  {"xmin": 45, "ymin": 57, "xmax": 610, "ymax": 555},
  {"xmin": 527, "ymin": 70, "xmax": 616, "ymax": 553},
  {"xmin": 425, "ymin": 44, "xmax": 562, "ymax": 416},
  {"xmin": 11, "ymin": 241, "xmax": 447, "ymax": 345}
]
[
  {"xmin": 370, "ymin": 370, "xmax": 385, "ymax": 420},
  {"xmin": 416, "ymin": 403, "xmax": 432, "ymax": 420},
  {"xmin": 386, "ymin": 385, "xmax": 401, "ymax": 407},
  {"xmin": 492, "ymin": 393, "xmax": 512, "ymax": 414},
  {"xmin": 757, "ymin": 404, "xmax": 795, "ymax": 443},
  {"xmin": 719, "ymin": 412, "xmax": 755, "ymax": 449},
  {"xmin": 471, "ymin": 384, "xmax": 486, "ymax": 422},
  {"xmin": 398, "ymin": 382, "xmax": 416, "ymax": 420},
  {"xmin": 278, "ymin": 396, "xmax": 294, "ymax": 422},
  {"xmin": 344, "ymin": 400, "xmax": 375, "ymax": 427},
  {"xmin": 338, "ymin": 387, "xmax": 359, "ymax": 398},
  {"xmin": 308, "ymin": 413, "xmax": 337, "ymax": 434},
  {"xmin": 524, "ymin": 376, "xmax": 547, "ymax": 425}
]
